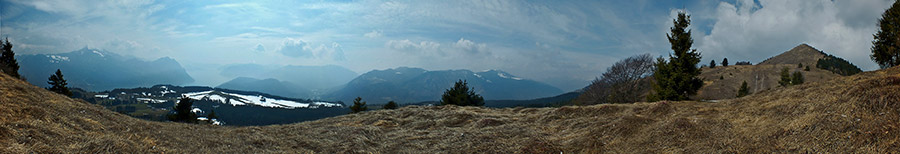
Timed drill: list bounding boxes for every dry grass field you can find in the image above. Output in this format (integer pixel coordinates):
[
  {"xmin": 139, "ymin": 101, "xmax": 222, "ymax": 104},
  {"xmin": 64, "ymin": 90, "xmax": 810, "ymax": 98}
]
[{"xmin": 2, "ymin": 66, "xmax": 900, "ymax": 153}]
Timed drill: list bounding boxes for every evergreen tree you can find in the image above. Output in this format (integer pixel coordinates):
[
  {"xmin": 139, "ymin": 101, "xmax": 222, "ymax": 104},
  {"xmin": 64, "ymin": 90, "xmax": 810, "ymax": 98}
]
[
  {"xmin": 791, "ymin": 71, "xmax": 805, "ymax": 85},
  {"xmin": 871, "ymin": 0, "xmax": 900, "ymax": 69},
  {"xmin": 207, "ymin": 110, "xmax": 218, "ymax": 120},
  {"xmin": 0, "ymin": 38, "xmax": 20, "ymax": 78},
  {"xmin": 779, "ymin": 67, "xmax": 791, "ymax": 87},
  {"xmin": 735, "ymin": 61, "xmax": 752, "ymax": 65},
  {"xmin": 350, "ymin": 97, "xmax": 368, "ymax": 113},
  {"xmin": 798, "ymin": 63, "xmax": 803, "ymax": 68},
  {"xmin": 817, "ymin": 54, "xmax": 862, "ymax": 76},
  {"xmin": 710, "ymin": 60, "xmax": 716, "ymax": 68},
  {"xmin": 737, "ymin": 81, "xmax": 750, "ymax": 97},
  {"xmin": 47, "ymin": 69, "xmax": 72, "ymax": 97},
  {"xmin": 722, "ymin": 58, "xmax": 729, "ymax": 67},
  {"xmin": 383, "ymin": 101, "xmax": 398, "ymax": 110},
  {"xmin": 805, "ymin": 66, "xmax": 810, "ymax": 71},
  {"xmin": 649, "ymin": 12, "xmax": 703, "ymax": 101},
  {"xmin": 440, "ymin": 80, "xmax": 485, "ymax": 106},
  {"xmin": 169, "ymin": 96, "xmax": 197, "ymax": 123}
]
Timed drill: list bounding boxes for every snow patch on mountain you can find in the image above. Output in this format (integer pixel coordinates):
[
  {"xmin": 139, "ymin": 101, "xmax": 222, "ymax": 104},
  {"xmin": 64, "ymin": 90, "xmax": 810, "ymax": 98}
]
[
  {"xmin": 47, "ymin": 55, "xmax": 69, "ymax": 63},
  {"xmin": 136, "ymin": 98, "xmax": 167, "ymax": 103},
  {"xmin": 183, "ymin": 90, "xmax": 341, "ymax": 109},
  {"xmin": 92, "ymin": 50, "xmax": 105, "ymax": 57},
  {"xmin": 497, "ymin": 72, "xmax": 523, "ymax": 80}
]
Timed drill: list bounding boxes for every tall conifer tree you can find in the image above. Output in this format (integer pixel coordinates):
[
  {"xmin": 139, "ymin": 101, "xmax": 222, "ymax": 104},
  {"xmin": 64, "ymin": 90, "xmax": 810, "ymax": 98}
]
[
  {"xmin": 649, "ymin": 12, "xmax": 703, "ymax": 101},
  {"xmin": 872, "ymin": 0, "xmax": 900, "ymax": 69},
  {"xmin": 0, "ymin": 38, "xmax": 20, "ymax": 78}
]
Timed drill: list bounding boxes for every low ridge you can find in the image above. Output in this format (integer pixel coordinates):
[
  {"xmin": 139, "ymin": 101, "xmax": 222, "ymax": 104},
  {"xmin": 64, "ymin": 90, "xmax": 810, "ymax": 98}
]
[{"xmin": 2, "ymin": 66, "xmax": 900, "ymax": 153}]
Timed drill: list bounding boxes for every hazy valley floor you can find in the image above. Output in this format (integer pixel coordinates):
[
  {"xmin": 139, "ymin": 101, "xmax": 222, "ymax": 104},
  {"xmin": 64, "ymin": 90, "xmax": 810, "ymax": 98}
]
[{"xmin": 2, "ymin": 67, "xmax": 900, "ymax": 153}]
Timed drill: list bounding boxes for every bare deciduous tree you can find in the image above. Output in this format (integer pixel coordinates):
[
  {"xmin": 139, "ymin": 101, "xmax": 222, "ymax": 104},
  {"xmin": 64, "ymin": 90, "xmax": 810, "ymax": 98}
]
[{"xmin": 577, "ymin": 53, "xmax": 656, "ymax": 105}]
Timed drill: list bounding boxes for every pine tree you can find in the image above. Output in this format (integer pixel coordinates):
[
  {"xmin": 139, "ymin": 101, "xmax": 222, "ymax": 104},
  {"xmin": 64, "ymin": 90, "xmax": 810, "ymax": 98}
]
[
  {"xmin": 871, "ymin": 0, "xmax": 900, "ymax": 69},
  {"xmin": 169, "ymin": 96, "xmax": 197, "ymax": 123},
  {"xmin": 737, "ymin": 81, "xmax": 750, "ymax": 97},
  {"xmin": 47, "ymin": 69, "xmax": 72, "ymax": 97},
  {"xmin": 710, "ymin": 60, "xmax": 716, "ymax": 68},
  {"xmin": 649, "ymin": 12, "xmax": 703, "ymax": 101},
  {"xmin": 350, "ymin": 97, "xmax": 368, "ymax": 113},
  {"xmin": 792, "ymin": 71, "xmax": 805, "ymax": 85},
  {"xmin": 0, "ymin": 38, "xmax": 20, "ymax": 78},
  {"xmin": 805, "ymin": 66, "xmax": 810, "ymax": 71},
  {"xmin": 440, "ymin": 80, "xmax": 485, "ymax": 106},
  {"xmin": 207, "ymin": 110, "xmax": 218, "ymax": 120},
  {"xmin": 383, "ymin": 101, "xmax": 398, "ymax": 110},
  {"xmin": 779, "ymin": 67, "xmax": 791, "ymax": 87},
  {"xmin": 722, "ymin": 58, "xmax": 729, "ymax": 67}
]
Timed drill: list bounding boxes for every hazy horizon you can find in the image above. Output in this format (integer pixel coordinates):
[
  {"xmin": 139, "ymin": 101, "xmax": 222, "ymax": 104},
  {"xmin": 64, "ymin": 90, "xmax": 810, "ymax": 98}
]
[{"xmin": 1, "ymin": 0, "xmax": 894, "ymax": 91}]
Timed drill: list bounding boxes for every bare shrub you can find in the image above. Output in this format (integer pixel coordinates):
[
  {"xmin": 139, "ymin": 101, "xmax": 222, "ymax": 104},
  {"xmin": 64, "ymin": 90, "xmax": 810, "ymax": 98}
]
[{"xmin": 577, "ymin": 53, "xmax": 655, "ymax": 105}]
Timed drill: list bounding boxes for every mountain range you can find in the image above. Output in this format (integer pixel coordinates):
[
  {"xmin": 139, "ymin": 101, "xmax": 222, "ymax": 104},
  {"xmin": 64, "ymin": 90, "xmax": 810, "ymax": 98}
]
[
  {"xmin": 325, "ymin": 67, "xmax": 564, "ymax": 104},
  {"xmin": 218, "ymin": 64, "xmax": 358, "ymax": 91},
  {"xmin": 16, "ymin": 48, "xmax": 194, "ymax": 91}
]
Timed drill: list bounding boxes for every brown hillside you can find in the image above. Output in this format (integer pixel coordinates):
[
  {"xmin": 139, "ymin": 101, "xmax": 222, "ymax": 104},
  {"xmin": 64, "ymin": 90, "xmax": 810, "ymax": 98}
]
[
  {"xmin": 758, "ymin": 44, "xmax": 827, "ymax": 66},
  {"xmin": 694, "ymin": 44, "xmax": 845, "ymax": 100},
  {"xmin": 695, "ymin": 64, "xmax": 841, "ymax": 100},
  {"xmin": 3, "ymin": 66, "xmax": 900, "ymax": 153}
]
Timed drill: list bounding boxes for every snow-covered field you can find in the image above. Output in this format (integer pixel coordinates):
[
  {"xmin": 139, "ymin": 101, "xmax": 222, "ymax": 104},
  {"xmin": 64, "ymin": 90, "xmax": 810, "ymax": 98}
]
[{"xmin": 182, "ymin": 90, "xmax": 341, "ymax": 109}]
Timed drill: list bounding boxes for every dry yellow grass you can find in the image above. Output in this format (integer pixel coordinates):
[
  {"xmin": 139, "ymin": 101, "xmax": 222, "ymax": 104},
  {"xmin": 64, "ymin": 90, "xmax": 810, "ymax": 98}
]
[
  {"xmin": 2, "ymin": 66, "xmax": 900, "ymax": 153},
  {"xmin": 695, "ymin": 64, "xmax": 841, "ymax": 100}
]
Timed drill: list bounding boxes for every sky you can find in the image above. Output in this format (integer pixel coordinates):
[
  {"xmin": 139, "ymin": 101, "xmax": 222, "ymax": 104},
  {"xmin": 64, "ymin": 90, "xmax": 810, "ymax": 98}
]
[{"xmin": 0, "ymin": 0, "xmax": 895, "ymax": 91}]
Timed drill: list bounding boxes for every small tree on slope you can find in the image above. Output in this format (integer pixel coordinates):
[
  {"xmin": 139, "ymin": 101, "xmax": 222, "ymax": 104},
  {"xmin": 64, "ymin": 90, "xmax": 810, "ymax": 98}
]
[
  {"xmin": 207, "ymin": 110, "xmax": 218, "ymax": 120},
  {"xmin": 872, "ymin": 0, "xmax": 900, "ymax": 69},
  {"xmin": 792, "ymin": 71, "xmax": 805, "ymax": 85},
  {"xmin": 0, "ymin": 38, "xmax": 20, "ymax": 78},
  {"xmin": 47, "ymin": 69, "xmax": 72, "ymax": 97},
  {"xmin": 737, "ymin": 81, "xmax": 750, "ymax": 97},
  {"xmin": 722, "ymin": 58, "xmax": 729, "ymax": 67},
  {"xmin": 441, "ymin": 80, "xmax": 485, "ymax": 106},
  {"xmin": 779, "ymin": 67, "xmax": 791, "ymax": 87},
  {"xmin": 350, "ymin": 97, "xmax": 368, "ymax": 113},
  {"xmin": 169, "ymin": 96, "xmax": 197, "ymax": 123},
  {"xmin": 383, "ymin": 101, "xmax": 398, "ymax": 110}
]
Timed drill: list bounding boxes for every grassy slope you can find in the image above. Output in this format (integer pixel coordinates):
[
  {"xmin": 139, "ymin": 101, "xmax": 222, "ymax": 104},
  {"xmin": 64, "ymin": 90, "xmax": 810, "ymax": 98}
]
[
  {"xmin": 2, "ymin": 66, "xmax": 900, "ymax": 153},
  {"xmin": 695, "ymin": 64, "xmax": 841, "ymax": 100}
]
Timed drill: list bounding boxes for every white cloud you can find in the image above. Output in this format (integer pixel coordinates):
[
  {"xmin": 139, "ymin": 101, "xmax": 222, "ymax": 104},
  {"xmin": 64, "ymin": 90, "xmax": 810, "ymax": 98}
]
[
  {"xmin": 385, "ymin": 39, "xmax": 441, "ymax": 52},
  {"xmin": 364, "ymin": 30, "xmax": 383, "ymax": 38},
  {"xmin": 698, "ymin": 0, "xmax": 893, "ymax": 70},
  {"xmin": 309, "ymin": 42, "xmax": 346, "ymax": 61},
  {"xmin": 276, "ymin": 38, "xmax": 345, "ymax": 61},
  {"xmin": 385, "ymin": 38, "xmax": 493, "ymax": 59},
  {"xmin": 453, "ymin": 38, "xmax": 488, "ymax": 55},
  {"xmin": 278, "ymin": 38, "xmax": 314, "ymax": 58}
]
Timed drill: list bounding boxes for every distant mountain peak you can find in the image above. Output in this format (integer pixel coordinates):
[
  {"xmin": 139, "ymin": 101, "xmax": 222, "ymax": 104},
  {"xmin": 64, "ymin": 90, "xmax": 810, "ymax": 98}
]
[{"xmin": 758, "ymin": 44, "xmax": 828, "ymax": 66}]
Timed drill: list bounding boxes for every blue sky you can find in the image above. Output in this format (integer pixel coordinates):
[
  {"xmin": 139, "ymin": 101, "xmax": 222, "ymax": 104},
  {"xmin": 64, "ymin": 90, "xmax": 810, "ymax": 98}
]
[{"xmin": 0, "ymin": 0, "xmax": 894, "ymax": 91}]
